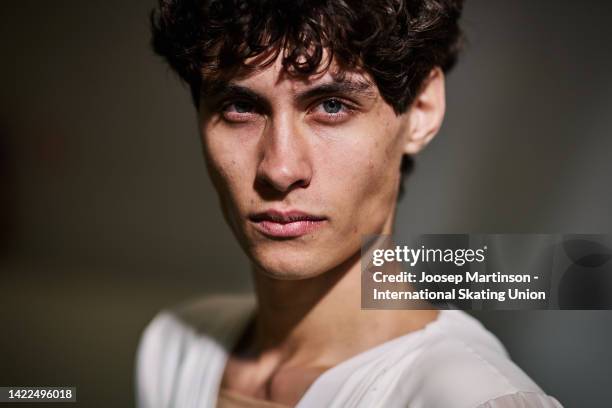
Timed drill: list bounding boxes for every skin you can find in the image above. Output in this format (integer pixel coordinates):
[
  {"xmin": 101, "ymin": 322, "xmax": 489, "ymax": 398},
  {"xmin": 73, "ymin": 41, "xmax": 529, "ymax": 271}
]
[{"xmin": 198, "ymin": 53, "xmax": 446, "ymax": 405}]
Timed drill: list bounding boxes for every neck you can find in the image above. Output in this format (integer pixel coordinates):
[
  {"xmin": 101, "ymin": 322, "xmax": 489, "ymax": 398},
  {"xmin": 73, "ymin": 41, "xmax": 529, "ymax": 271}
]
[{"xmin": 250, "ymin": 241, "xmax": 438, "ymax": 368}]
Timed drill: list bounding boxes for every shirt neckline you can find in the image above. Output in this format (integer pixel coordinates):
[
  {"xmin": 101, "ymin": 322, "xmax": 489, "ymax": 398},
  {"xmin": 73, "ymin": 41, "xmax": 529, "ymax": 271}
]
[{"xmin": 213, "ymin": 298, "xmax": 449, "ymax": 407}]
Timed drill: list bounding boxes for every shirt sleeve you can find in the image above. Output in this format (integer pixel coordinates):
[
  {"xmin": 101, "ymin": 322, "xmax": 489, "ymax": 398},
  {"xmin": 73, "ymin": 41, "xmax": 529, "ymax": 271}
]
[
  {"xmin": 476, "ymin": 391, "xmax": 564, "ymax": 408},
  {"xmin": 135, "ymin": 312, "xmax": 186, "ymax": 408}
]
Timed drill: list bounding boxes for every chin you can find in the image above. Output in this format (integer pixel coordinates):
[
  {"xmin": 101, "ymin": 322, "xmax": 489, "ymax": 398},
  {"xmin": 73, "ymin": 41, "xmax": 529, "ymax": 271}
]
[
  {"xmin": 250, "ymin": 245, "xmax": 336, "ymax": 281},
  {"xmin": 251, "ymin": 238, "xmax": 365, "ymax": 281}
]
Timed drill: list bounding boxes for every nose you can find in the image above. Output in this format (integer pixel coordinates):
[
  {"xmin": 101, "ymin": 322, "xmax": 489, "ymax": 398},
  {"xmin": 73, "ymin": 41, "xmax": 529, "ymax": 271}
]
[{"xmin": 256, "ymin": 114, "xmax": 313, "ymax": 194}]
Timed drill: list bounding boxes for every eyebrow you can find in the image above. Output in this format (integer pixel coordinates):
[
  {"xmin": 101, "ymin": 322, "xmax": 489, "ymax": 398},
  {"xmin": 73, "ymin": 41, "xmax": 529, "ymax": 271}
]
[
  {"xmin": 294, "ymin": 79, "xmax": 377, "ymax": 103},
  {"xmin": 202, "ymin": 81, "xmax": 271, "ymax": 110},
  {"xmin": 201, "ymin": 77, "xmax": 376, "ymax": 109}
]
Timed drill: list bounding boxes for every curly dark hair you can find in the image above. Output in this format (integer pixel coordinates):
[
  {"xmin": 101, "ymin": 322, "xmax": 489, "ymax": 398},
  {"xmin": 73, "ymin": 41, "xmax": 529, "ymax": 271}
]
[
  {"xmin": 151, "ymin": 0, "xmax": 463, "ymax": 112},
  {"xmin": 150, "ymin": 0, "xmax": 464, "ymax": 195}
]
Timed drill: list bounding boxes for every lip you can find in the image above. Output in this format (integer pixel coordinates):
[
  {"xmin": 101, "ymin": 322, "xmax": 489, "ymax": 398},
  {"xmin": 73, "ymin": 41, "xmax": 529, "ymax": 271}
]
[{"xmin": 249, "ymin": 210, "xmax": 327, "ymax": 238}]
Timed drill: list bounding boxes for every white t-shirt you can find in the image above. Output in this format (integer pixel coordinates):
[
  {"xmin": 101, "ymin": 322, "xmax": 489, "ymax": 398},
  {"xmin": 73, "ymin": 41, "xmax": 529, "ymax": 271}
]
[{"xmin": 136, "ymin": 294, "xmax": 563, "ymax": 408}]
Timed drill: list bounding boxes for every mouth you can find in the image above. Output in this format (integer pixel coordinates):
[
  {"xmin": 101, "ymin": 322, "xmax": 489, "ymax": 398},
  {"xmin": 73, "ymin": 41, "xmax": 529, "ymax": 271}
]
[{"xmin": 249, "ymin": 210, "xmax": 328, "ymax": 239}]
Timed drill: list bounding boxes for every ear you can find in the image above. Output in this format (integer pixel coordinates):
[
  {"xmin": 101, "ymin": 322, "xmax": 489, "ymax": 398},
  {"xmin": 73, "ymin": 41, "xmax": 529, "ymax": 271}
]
[{"xmin": 403, "ymin": 67, "xmax": 446, "ymax": 155}]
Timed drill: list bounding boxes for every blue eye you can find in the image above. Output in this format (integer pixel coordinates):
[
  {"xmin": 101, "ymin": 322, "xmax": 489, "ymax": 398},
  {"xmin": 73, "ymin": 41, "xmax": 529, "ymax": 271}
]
[{"xmin": 322, "ymin": 99, "xmax": 343, "ymax": 114}]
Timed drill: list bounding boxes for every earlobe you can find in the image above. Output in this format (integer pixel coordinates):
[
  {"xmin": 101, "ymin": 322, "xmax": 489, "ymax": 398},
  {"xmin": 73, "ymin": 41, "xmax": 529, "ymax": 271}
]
[{"xmin": 403, "ymin": 68, "xmax": 446, "ymax": 155}]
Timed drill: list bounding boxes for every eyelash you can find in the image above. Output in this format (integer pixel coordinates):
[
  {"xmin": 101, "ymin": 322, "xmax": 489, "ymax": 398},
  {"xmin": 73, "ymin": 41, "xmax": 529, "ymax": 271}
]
[
  {"xmin": 218, "ymin": 98, "xmax": 357, "ymax": 124},
  {"xmin": 310, "ymin": 98, "xmax": 356, "ymax": 122}
]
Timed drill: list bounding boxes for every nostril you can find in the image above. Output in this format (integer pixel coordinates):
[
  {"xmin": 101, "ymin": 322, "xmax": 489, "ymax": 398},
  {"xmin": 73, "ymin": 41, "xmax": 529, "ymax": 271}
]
[
  {"xmin": 254, "ymin": 176, "xmax": 290, "ymax": 200},
  {"xmin": 255, "ymin": 162, "xmax": 311, "ymax": 198},
  {"xmin": 292, "ymin": 178, "xmax": 310, "ymax": 189},
  {"xmin": 256, "ymin": 155, "xmax": 311, "ymax": 192}
]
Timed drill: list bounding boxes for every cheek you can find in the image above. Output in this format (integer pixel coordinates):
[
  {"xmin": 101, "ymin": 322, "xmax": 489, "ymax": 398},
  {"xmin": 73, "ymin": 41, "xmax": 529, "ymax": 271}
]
[
  {"xmin": 320, "ymin": 120, "xmax": 403, "ymax": 230},
  {"xmin": 357, "ymin": 149, "xmax": 401, "ymax": 217},
  {"xmin": 201, "ymin": 127, "xmax": 254, "ymax": 210}
]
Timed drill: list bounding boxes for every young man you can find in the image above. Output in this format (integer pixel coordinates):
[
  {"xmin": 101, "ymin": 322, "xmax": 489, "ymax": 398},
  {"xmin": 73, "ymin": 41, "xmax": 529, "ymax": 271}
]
[{"xmin": 137, "ymin": 1, "xmax": 563, "ymax": 407}]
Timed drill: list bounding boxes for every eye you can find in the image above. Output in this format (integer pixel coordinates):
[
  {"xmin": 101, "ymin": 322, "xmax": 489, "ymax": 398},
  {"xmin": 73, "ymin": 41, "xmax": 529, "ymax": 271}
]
[
  {"xmin": 220, "ymin": 100, "xmax": 258, "ymax": 123},
  {"xmin": 310, "ymin": 98, "xmax": 355, "ymax": 124},
  {"xmin": 225, "ymin": 101, "xmax": 255, "ymax": 113},
  {"xmin": 321, "ymin": 99, "xmax": 343, "ymax": 114}
]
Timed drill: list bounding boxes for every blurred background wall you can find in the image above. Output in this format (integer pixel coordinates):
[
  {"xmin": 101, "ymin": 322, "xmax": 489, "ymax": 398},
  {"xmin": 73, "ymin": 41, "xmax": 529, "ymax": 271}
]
[{"xmin": 1, "ymin": 1, "xmax": 611, "ymax": 406}]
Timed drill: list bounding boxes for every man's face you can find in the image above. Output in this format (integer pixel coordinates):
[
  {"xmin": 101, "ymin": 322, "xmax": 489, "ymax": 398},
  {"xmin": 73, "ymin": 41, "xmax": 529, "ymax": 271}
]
[{"xmin": 199, "ymin": 56, "xmax": 411, "ymax": 279}]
